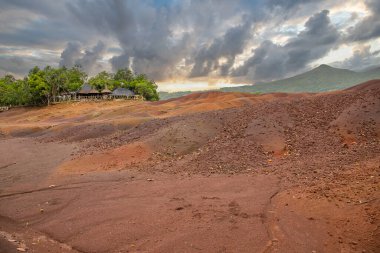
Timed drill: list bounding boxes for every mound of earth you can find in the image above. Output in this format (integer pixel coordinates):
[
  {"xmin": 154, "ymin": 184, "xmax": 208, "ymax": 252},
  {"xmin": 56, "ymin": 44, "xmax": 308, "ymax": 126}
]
[{"xmin": 0, "ymin": 80, "xmax": 379, "ymax": 252}]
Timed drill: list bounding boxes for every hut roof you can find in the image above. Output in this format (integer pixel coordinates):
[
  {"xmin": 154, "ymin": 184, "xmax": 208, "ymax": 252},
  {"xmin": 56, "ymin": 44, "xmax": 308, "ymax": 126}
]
[
  {"xmin": 112, "ymin": 88, "xmax": 135, "ymax": 96},
  {"xmin": 101, "ymin": 88, "xmax": 112, "ymax": 94},
  {"xmin": 88, "ymin": 88, "xmax": 100, "ymax": 94},
  {"xmin": 78, "ymin": 83, "xmax": 92, "ymax": 94}
]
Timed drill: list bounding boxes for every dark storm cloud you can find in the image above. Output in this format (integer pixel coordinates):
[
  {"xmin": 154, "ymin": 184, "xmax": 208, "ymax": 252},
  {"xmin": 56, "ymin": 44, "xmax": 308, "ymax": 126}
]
[
  {"xmin": 232, "ymin": 10, "xmax": 340, "ymax": 81},
  {"xmin": 0, "ymin": 0, "xmax": 63, "ymax": 17},
  {"xmin": 59, "ymin": 41, "xmax": 106, "ymax": 74},
  {"xmin": 347, "ymin": 0, "xmax": 380, "ymax": 42},
  {"xmin": 266, "ymin": 0, "xmax": 321, "ymax": 10},
  {"xmin": 0, "ymin": 0, "xmax": 93, "ymax": 49},
  {"xmin": 189, "ymin": 21, "xmax": 253, "ymax": 77},
  {"xmin": 0, "ymin": 0, "xmax": 376, "ymax": 83},
  {"xmin": 59, "ymin": 42, "xmax": 82, "ymax": 68},
  {"xmin": 67, "ymin": 0, "xmax": 181, "ymax": 79},
  {"xmin": 0, "ymin": 54, "xmax": 58, "ymax": 77}
]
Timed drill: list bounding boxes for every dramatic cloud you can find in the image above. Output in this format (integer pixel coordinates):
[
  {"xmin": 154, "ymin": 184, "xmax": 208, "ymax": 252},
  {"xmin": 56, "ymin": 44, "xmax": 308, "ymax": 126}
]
[
  {"xmin": 59, "ymin": 42, "xmax": 82, "ymax": 68},
  {"xmin": 190, "ymin": 21, "xmax": 253, "ymax": 78},
  {"xmin": 332, "ymin": 45, "xmax": 380, "ymax": 71},
  {"xmin": 232, "ymin": 10, "xmax": 340, "ymax": 81},
  {"xmin": 0, "ymin": 0, "xmax": 378, "ymax": 88},
  {"xmin": 60, "ymin": 41, "xmax": 106, "ymax": 75},
  {"xmin": 347, "ymin": 0, "xmax": 380, "ymax": 42}
]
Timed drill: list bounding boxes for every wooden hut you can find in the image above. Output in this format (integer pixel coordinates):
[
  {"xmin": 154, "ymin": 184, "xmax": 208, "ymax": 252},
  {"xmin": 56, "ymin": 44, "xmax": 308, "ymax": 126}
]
[
  {"xmin": 101, "ymin": 87, "xmax": 112, "ymax": 99},
  {"xmin": 77, "ymin": 84, "xmax": 100, "ymax": 99}
]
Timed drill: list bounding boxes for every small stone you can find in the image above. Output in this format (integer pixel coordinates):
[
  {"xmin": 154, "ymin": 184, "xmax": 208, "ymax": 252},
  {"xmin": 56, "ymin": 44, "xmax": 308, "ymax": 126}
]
[
  {"xmin": 147, "ymin": 178, "xmax": 154, "ymax": 181},
  {"xmin": 17, "ymin": 248, "xmax": 27, "ymax": 252}
]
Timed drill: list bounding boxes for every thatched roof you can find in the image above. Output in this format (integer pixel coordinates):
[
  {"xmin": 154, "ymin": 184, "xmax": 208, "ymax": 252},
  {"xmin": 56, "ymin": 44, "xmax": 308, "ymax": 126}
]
[
  {"xmin": 111, "ymin": 88, "xmax": 135, "ymax": 96},
  {"xmin": 78, "ymin": 84, "xmax": 100, "ymax": 95},
  {"xmin": 88, "ymin": 89, "xmax": 100, "ymax": 94},
  {"xmin": 77, "ymin": 83, "xmax": 92, "ymax": 94},
  {"xmin": 101, "ymin": 88, "xmax": 112, "ymax": 94}
]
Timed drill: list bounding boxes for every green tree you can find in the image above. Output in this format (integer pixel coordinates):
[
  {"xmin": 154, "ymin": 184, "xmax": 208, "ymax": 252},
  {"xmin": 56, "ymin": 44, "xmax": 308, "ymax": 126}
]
[
  {"xmin": 27, "ymin": 66, "xmax": 51, "ymax": 105},
  {"xmin": 131, "ymin": 74, "xmax": 159, "ymax": 101},
  {"xmin": 113, "ymin": 68, "xmax": 134, "ymax": 90},
  {"xmin": 0, "ymin": 75, "xmax": 16, "ymax": 105},
  {"xmin": 114, "ymin": 68, "xmax": 134, "ymax": 83},
  {"xmin": 88, "ymin": 71, "xmax": 114, "ymax": 91},
  {"xmin": 63, "ymin": 65, "xmax": 87, "ymax": 92},
  {"xmin": 44, "ymin": 66, "xmax": 67, "ymax": 103}
]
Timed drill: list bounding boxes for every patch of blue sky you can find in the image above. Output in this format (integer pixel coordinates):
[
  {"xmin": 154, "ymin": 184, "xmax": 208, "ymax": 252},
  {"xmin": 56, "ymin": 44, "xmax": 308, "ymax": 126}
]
[{"xmin": 330, "ymin": 11, "xmax": 356, "ymax": 29}]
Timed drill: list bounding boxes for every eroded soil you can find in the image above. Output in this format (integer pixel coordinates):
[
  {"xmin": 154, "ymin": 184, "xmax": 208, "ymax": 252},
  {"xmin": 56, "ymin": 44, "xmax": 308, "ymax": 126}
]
[{"xmin": 0, "ymin": 80, "xmax": 379, "ymax": 252}]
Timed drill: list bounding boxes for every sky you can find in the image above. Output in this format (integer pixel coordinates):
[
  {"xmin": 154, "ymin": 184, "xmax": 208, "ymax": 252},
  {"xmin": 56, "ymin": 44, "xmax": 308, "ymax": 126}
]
[{"xmin": 0, "ymin": 0, "xmax": 379, "ymax": 91}]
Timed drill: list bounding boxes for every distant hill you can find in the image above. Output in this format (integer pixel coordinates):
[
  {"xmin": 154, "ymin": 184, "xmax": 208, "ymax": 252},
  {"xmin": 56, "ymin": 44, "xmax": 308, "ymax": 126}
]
[
  {"xmin": 220, "ymin": 64, "xmax": 380, "ymax": 93},
  {"xmin": 159, "ymin": 64, "xmax": 380, "ymax": 100},
  {"xmin": 159, "ymin": 91, "xmax": 193, "ymax": 100}
]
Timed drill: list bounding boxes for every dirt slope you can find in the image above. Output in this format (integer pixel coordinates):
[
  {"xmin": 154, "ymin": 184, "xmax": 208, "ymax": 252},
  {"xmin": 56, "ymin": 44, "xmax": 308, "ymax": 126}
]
[{"xmin": 0, "ymin": 80, "xmax": 379, "ymax": 252}]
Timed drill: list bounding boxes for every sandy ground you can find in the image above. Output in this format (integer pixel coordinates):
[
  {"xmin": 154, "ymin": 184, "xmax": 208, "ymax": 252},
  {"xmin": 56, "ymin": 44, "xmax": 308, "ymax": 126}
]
[{"xmin": 0, "ymin": 80, "xmax": 379, "ymax": 252}]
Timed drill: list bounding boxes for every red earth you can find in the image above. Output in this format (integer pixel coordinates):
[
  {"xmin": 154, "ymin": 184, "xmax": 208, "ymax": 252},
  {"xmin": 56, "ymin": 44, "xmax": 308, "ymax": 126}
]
[{"xmin": 0, "ymin": 80, "xmax": 379, "ymax": 252}]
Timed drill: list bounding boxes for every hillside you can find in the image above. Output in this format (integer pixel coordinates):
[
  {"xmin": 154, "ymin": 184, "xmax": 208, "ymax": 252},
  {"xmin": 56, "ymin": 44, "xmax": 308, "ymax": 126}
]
[
  {"xmin": 221, "ymin": 64, "xmax": 380, "ymax": 93},
  {"xmin": 159, "ymin": 65, "xmax": 380, "ymax": 100},
  {"xmin": 159, "ymin": 90, "xmax": 193, "ymax": 100},
  {"xmin": 0, "ymin": 81, "xmax": 379, "ymax": 252}
]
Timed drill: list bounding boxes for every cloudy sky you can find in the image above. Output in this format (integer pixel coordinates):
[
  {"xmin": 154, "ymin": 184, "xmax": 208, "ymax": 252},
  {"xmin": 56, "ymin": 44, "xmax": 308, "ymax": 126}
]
[{"xmin": 0, "ymin": 0, "xmax": 379, "ymax": 91}]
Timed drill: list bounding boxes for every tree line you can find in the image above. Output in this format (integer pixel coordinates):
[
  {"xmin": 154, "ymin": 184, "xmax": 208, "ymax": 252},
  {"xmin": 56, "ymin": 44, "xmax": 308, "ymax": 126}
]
[{"xmin": 0, "ymin": 66, "xmax": 159, "ymax": 106}]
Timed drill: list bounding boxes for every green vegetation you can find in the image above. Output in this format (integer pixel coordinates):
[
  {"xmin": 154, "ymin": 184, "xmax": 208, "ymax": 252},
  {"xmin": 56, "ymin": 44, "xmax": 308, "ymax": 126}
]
[
  {"xmin": 0, "ymin": 66, "xmax": 159, "ymax": 106},
  {"xmin": 1, "ymin": 65, "xmax": 87, "ymax": 106},
  {"xmin": 88, "ymin": 69, "xmax": 159, "ymax": 101}
]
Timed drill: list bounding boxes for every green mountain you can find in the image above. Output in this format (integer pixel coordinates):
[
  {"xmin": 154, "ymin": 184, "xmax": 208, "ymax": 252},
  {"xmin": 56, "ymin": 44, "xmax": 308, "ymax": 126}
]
[
  {"xmin": 220, "ymin": 64, "xmax": 380, "ymax": 93},
  {"xmin": 159, "ymin": 91, "xmax": 193, "ymax": 100},
  {"xmin": 158, "ymin": 64, "xmax": 380, "ymax": 100}
]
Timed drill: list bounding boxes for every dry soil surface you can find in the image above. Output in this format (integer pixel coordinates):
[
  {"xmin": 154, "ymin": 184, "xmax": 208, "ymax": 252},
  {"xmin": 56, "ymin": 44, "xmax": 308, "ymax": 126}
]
[{"xmin": 0, "ymin": 80, "xmax": 379, "ymax": 253}]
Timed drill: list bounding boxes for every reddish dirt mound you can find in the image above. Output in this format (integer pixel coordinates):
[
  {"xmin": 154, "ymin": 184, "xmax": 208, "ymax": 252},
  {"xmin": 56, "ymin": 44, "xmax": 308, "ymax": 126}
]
[
  {"xmin": 58, "ymin": 141, "xmax": 151, "ymax": 174},
  {"xmin": 0, "ymin": 80, "xmax": 379, "ymax": 252},
  {"xmin": 345, "ymin": 79, "xmax": 380, "ymax": 91}
]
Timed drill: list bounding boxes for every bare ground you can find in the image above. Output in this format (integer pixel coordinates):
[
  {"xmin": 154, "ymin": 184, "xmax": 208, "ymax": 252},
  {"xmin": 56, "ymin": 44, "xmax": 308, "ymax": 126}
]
[{"xmin": 0, "ymin": 80, "xmax": 379, "ymax": 252}]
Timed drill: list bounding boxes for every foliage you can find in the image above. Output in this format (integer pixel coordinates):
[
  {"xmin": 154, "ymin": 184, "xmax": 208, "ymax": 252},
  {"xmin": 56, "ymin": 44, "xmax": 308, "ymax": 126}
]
[
  {"xmin": 64, "ymin": 65, "xmax": 88, "ymax": 92},
  {"xmin": 0, "ymin": 65, "xmax": 159, "ymax": 106},
  {"xmin": 88, "ymin": 71, "xmax": 114, "ymax": 91},
  {"xmin": 114, "ymin": 68, "xmax": 134, "ymax": 83},
  {"xmin": 0, "ymin": 75, "xmax": 31, "ymax": 106},
  {"xmin": 0, "ymin": 65, "xmax": 87, "ymax": 106},
  {"xmin": 90, "ymin": 69, "xmax": 159, "ymax": 101},
  {"xmin": 131, "ymin": 74, "xmax": 159, "ymax": 101}
]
